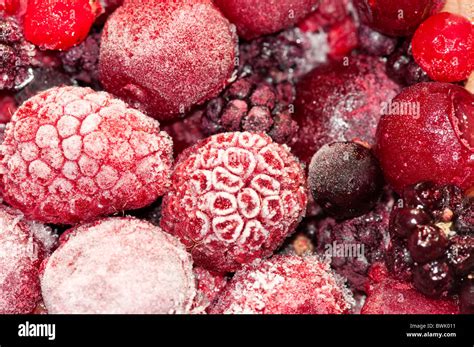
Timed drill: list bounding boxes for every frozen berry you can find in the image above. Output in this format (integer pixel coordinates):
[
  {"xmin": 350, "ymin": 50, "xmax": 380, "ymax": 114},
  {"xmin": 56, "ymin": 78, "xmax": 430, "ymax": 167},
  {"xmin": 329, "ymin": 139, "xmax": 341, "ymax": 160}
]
[
  {"xmin": 41, "ymin": 218, "xmax": 196, "ymax": 314},
  {"xmin": 459, "ymin": 278, "xmax": 474, "ymax": 314},
  {"xmin": 455, "ymin": 200, "xmax": 474, "ymax": 234},
  {"xmin": 99, "ymin": 0, "xmax": 237, "ymax": 121},
  {"xmin": 290, "ymin": 55, "xmax": 400, "ymax": 164},
  {"xmin": 192, "ymin": 267, "xmax": 228, "ymax": 312},
  {"xmin": 358, "ymin": 25, "xmax": 398, "ymax": 56},
  {"xmin": 407, "ymin": 225, "xmax": 449, "ymax": 263},
  {"xmin": 413, "ymin": 259, "xmax": 454, "ymax": 297},
  {"xmin": 412, "ymin": 12, "xmax": 474, "ymax": 82},
  {"xmin": 308, "ymin": 142, "xmax": 384, "ymax": 220},
  {"xmin": 0, "ymin": 86, "xmax": 173, "ymax": 225},
  {"xmin": 0, "ymin": 92, "xmax": 16, "ymax": 123},
  {"xmin": 0, "ymin": 15, "xmax": 35, "ymax": 90},
  {"xmin": 163, "ymin": 110, "xmax": 207, "ymax": 156},
  {"xmin": 214, "ymin": 0, "xmax": 319, "ymax": 40},
  {"xmin": 209, "ymin": 255, "xmax": 354, "ymax": 314},
  {"xmin": 160, "ymin": 132, "xmax": 307, "ymax": 272},
  {"xmin": 447, "ymin": 235, "xmax": 473, "ymax": 276},
  {"xmin": 389, "ymin": 208, "xmax": 433, "ymax": 238},
  {"xmin": 385, "ymin": 240, "xmax": 414, "ymax": 281},
  {"xmin": 375, "ymin": 82, "xmax": 474, "ymax": 193},
  {"xmin": 23, "ymin": 0, "xmax": 102, "ymax": 50},
  {"xmin": 0, "ymin": 204, "xmax": 56, "ymax": 314},
  {"xmin": 362, "ymin": 263, "xmax": 459, "ymax": 314},
  {"xmin": 354, "ymin": 0, "xmax": 436, "ymax": 37}
]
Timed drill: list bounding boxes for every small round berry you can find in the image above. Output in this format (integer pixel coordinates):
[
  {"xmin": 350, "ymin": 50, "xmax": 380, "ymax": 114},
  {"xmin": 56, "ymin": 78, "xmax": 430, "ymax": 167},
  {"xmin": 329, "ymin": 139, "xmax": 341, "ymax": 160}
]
[
  {"xmin": 375, "ymin": 82, "xmax": 474, "ymax": 193},
  {"xmin": 389, "ymin": 207, "xmax": 432, "ymax": 238},
  {"xmin": 385, "ymin": 241, "xmax": 414, "ymax": 281},
  {"xmin": 413, "ymin": 259, "xmax": 454, "ymax": 297},
  {"xmin": 214, "ymin": 0, "xmax": 319, "ymax": 40},
  {"xmin": 0, "ymin": 86, "xmax": 174, "ymax": 225},
  {"xmin": 308, "ymin": 142, "xmax": 384, "ymax": 220},
  {"xmin": 358, "ymin": 25, "xmax": 398, "ymax": 56},
  {"xmin": 99, "ymin": 0, "xmax": 237, "ymax": 121},
  {"xmin": 41, "ymin": 218, "xmax": 196, "ymax": 314},
  {"xmin": 23, "ymin": 0, "xmax": 102, "ymax": 50},
  {"xmin": 160, "ymin": 132, "xmax": 307, "ymax": 273},
  {"xmin": 209, "ymin": 255, "xmax": 354, "ymax": 314},
  {"xmin": 446, "ymin": 235, "xmax": 473, "ymax": 276},
  {"xmin": 412, "ymin": 12, "xmax": 474, "ymax": 82},
  {"xmin": 455, "ymin": 199, "xmax": 474, "ymax": 234},
  {"xmin": 407, "ymin": 225, "xmax": 449, "ymax": 263},
  {"xmin": 459, "ymin": 278, "xmax": 474, "ymax": 314},
  {"xmin": 192, "ymin": 267, "xmax": 228, "ymax": 312}
]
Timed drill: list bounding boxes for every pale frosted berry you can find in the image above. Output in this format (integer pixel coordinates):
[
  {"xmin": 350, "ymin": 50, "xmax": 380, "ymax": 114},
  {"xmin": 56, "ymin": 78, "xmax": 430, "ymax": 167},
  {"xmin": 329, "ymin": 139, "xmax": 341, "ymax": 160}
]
[
  {"xmin": 160, "ymin": 132, "xmax": 307, "ymax": 272},
  {"xmin": 0, "ymin": 86, "xmax": 174, "ymax": 225}
]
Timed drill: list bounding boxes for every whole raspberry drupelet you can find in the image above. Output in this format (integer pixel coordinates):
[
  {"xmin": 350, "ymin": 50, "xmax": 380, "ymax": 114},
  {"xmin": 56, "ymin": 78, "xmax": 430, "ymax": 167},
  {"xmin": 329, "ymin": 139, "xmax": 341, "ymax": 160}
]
[
  {"xmin": 0, "ymin": 86, "xmax": 173, "ymax": 225},
  {"xmin": 160, "ymin": 132, "xmax": 307, "ymax": 273},
  {"xmin": 99, "ymin": 0, "xmax": 237, "ymax": 121},
  {"xmin": 41, "ymin": 218, "xmax": 196, "ymax": 314},
  {"xmin": 375, "ymin": 82, "xmax": 474, "ymax": 193},
  {"xmin": 209, "ymin": 255, "xmax": 354, "ymax": 314},
  {"xmin": 0, "ymin": 204, "xmax": 56, "ymax": 314},
  {"xmin": 214, "ymin": 0, "xmax": 319, "ymax": 40},
  {"xmin": 290, "ymin": 55, "xmax": 400, "ymax": 164}
]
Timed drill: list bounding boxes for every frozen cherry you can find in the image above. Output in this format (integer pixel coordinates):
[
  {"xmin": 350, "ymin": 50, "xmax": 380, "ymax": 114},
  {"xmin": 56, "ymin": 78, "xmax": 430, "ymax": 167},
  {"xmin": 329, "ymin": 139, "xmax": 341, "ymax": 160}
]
[
  {"xmin": 413, "ymin": 259, "xmax": 454, "ymax": 297},
  {"xmin": 390, "ymin": 207, "xmax": 432, "ymax": 237},
  {"xmin": 407, "ymin": 225, "xmax": 449, "ymax": 263}
]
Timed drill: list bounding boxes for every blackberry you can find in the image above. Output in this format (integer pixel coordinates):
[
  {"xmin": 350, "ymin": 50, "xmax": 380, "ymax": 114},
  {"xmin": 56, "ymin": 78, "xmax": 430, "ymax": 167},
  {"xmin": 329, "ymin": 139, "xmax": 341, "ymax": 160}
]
[{"xmin": 0, "ymin": 16, "xmax": 36, "ymax": 90}]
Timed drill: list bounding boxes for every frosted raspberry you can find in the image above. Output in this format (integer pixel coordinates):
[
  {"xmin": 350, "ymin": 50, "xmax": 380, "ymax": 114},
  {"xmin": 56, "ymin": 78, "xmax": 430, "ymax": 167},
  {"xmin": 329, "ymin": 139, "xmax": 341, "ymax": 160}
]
[
  {"xmin": 99, "ymin": 0, "xmax": 237, "ymax": 121},
  {"xmin": 214, "ymin": 0, "xmax": 319, "ymax": 40},
  {"xmin": 192, "ymin": 266, "xmax": 228, "ymax": 312},
  {"xmin": 0, "ymin": 204, "xmax": 56, "ymax": 314},
  {"xmin": 209, "ymin": 255, "xmax": 354, "ymax": 314},
  {"xmin": 160, "ymin": 132, "xmax": 307, "ymax": 272},
  {"xmin": 41, "ymin": 218, "xmax": 196, "ymax": 314},
  {"xmin": 0, "ymin": 86, "xmax": 173, "ymax": 225}
]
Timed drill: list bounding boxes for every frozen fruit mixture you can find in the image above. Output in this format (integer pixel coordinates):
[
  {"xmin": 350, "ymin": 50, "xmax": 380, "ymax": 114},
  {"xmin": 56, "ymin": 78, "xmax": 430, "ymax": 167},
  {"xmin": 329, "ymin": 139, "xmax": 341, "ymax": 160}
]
[{"xmin": 0, "ymin": 0, "xmax": 472, "ymax": 315}]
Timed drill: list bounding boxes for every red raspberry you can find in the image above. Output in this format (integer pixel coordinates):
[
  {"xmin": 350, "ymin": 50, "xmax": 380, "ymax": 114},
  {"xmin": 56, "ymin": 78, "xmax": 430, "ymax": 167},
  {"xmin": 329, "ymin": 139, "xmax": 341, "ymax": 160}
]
[
  {"xmin": 0, "ymin": 204, "xmax": 57, "ymax": 314},
  {"xmin": 160, "ymin": 132, "xmax": 307, "ymax": 273},
  {"xmin": 209, "ymin": 255, "xmax": 354, "ymax": 314},
  {"xmin": 192, "ymin": 266, "xmax": 228, "ymax": 312},
  {"xmin": 361, "ymin": 264, "xmax": 459, "ymax": 314},
  {"xmin": 412, "ymin": 12, "xmax": 474, "ymax": 82},
  {"xmin": 214, "ymin": 0, "xmax": 319, "ymax": 40},
  {"xmin": 99, "ymin": 0, "xmax": 237, "ymax": 121},
  {"xmin": 23, "ymin": 0, "xmax": 102, "ymax": 51},
  {"xmin": 41, "ymin": 217, "xmax": 196, "ymax": 314},
  {"xmin": 0, "ymin": 86, "xmax": 174, "ymax": 225},
  {"xmin": 0, "ymin": 92, "xmax": 16, "ymax": 123}
]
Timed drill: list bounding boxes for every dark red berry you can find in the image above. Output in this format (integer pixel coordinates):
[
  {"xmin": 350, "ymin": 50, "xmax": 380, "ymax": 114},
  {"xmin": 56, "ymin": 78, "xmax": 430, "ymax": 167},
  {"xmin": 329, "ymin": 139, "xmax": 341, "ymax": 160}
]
[
  {"xmin": 386, "ymin": 40, "xmax": 431, "ymax": 86},
  {"xmin": 455, "ymin": 200, "xmax": 474, "ymax": 234},
  {"xmin": 447, "ymin": 235, "xmax": 474, "ymax": 276},
  {"xmin": 385, "ymin": 241, "xmax": 414, "ymax": 281},
  {"xmin": 403, "ymin": 182, "xmax": 443, "ymax": 211},
  {"xmin": 390, "ymin": 207, "xmax": 432, "ymax": 238},
  {"xmin": 459, "ymin": 278, "xmax": 474, "ymax": 314},
  {"xmin": 408, "ymin": 225, "xmax": 449, "ymax": 264},
  {"xmin": 358, "ymin": 25, "xmax": 398, "ymax": 56},
  {"xmin": 413, "ymin": 259, "xmax": 454, "ymax": 297},
  {"xmin": 308, "ymin": 142, "xmax": 384, "ymax": 220}
]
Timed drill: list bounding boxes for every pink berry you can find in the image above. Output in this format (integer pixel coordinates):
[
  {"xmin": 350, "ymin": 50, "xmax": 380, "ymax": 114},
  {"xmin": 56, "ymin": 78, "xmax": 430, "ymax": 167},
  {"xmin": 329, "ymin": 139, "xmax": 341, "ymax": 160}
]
[
  {"xmin": 41, "ymin": 218, "xmax": 196, "ymax": 314},
  {"xmin": 160, "ymin": 132, "xmax": 307, "ymax": 272},
  {"xmin": 375, "ymin": 82, "xmax": 474, "ymax": 193},
  {"xmin": 209, "ymin": 255, "xmax": 354, "ymax": 314},
  {"xmin": 361, "ymin": 264, "xmax": 459, "ymax": 314},
  {"xmin": 192, "ymin": 266, "xmax": 228, "ymax": 312},
  {"xmin": 0, "ymin": 86, "xmax": 174, "ymax": 225},
  {"xmin": 412, "ymin": 12, "xmax": 474, "ymax": 82},
  {"xmin": 0, "ymin": 204, "xmax": 57, "ymax": 314},
  {"xmin": 99, "ymin": 0, "xmax": 237, "ymax": 121},
  {"xmin": 23, "ymin": 0, "xmax": 102, "ymax": 50},
  {"xmin": 214, "ymin": 0, "xmax": 319, "ymax": 40}
]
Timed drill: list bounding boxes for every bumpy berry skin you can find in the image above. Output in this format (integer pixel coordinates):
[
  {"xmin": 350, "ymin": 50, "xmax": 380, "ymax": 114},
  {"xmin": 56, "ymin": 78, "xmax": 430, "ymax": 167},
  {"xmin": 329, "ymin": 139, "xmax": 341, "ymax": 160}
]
[
  {"xmin": 99, "ymin": 0, "xmax": 237, "ymax": 121},
  {"xmin": 209, "ymin": 255, "xmax": 353, "ymax": 314},
  {"xmin": 160, "ymin": 132, "xmax": 307, "ymax": 273},
  {"xmin": 192, "ymin": 266, "xmax": 228, "ymax": 312},
  {"xmin": 375, "ymin": 83, "xmax": 474, "ymax": 193},
  {"xmin": 0, "ymin": 204, "xmax": 55, "ymax": 314},
  {"xmin": 413, "ymin": 259, "xmax": 454, "ymax": 297},
  {"xmin": 23, "ymin": 0, "xmax": 102, "ymax": 50},
  {"xmin": 214, "ymin": 0, "xmax": 319, "ymax": 40},
  {"xmin": 290, "ymin": 55, "xmax": 400, "ymax": 164},
  {"xmin": 41, "ymin": 218, "xmax": 196, "ymax": 314},
  {"xmin": 361, "ymin": 263, "xmax": 459, "ymax": 314},
  {"xmin": 412, "ymin": 12, "xmax": 474, "ymax": 82},
  {"xmin": 0, "ymin": 86, "xmax": 173, "ymax": 225},
  {"xmin": 308, "ymin": 142, "xmax": 384, "ymax": 220},
  {"xmin": 354, "ymin": 0, "xmax": 436, "ymax": 37}
]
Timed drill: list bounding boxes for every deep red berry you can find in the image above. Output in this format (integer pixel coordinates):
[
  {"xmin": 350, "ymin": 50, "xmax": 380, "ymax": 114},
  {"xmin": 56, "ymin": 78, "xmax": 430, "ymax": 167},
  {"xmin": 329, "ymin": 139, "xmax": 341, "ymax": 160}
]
[
  {"xmin": 192, "ymin": 267, "xmax": 227, "ymax": 312},
  {"xmin": 214, "ymin": 0, "xmax": 319, "ymax": 40},
  {"xmin": 412, "ymin": 12, "xmax": 474, "ymax": 82},
  {"xmin": 99, "ymin": 0, "xmax": 237, "ymax": 121},
  {"xmin": 0, "ymin": 86, "xmax": 174, "ymax": 225},
  {"xmin": 459, "ymin": 278, "xmax": 474, "ymax": 314},
  {"xmin": 209, "ymin": 255, "xmax": 354, "ymax": 314},
  {"xmin": 354, "ymin": 0, "xmax": 437, "ymax": 37},
  {"xmin": 407, "ymin": 225, "xmax": 449, "ymax": 263},
  {"xmin": 0, "ymin": 92, "xmax": 16, "ymax": 123},
  {"xmin": 23, "ymin": 0, "xmax": 102, "ymax": 50},
  {"xmin": 160, "ymin": 132, "xmax": 307, "ymax": 273},
  {"xmin": 447, "ymin": 235, "xmax": 473, "ymax": 276},
  {"xmin": 413, "ymin": 259, "xmax": 454, "ymax": 297},
  {"xmin": 375, "ymin": 82, "xmax": 474, "ymax": 193},
  {"xmin": 41, "ymin": 218, "xmax": 196, "ymax": 314},
  {"xmin": 390, "ymin": 208, "xmax": 432, "ymax": 237}
]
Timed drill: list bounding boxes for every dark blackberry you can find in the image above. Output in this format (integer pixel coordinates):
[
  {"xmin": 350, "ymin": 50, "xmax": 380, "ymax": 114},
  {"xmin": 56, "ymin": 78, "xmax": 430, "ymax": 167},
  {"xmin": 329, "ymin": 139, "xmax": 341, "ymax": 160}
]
[
  {"xmin": 447, "ymin": 235, "xmax": 474, "ymax": 277},
  {"xmin": 455, "ymin": 199, "xmax": 474, "ymax": 234},
  {"xmin": 413, "ymin": 259, "xmax": 454, "ymax": 297},
  {"xmin": 407, "ymin": 225, "xmax": 449, "ymax": 264},
  {"xmin": 389, "ymin": 207, "xmax": 432, "ymax": 238},
  {"xmin": 358, "ymin": 25, "xmax": 398, "ymax": 57},
  {"xmin": 0, "ymin": 16, "xmax": 35, "ymax": 90},
  {"xmin": 385, "ymin": 240, "xmax": 413, "ymax": 281}
]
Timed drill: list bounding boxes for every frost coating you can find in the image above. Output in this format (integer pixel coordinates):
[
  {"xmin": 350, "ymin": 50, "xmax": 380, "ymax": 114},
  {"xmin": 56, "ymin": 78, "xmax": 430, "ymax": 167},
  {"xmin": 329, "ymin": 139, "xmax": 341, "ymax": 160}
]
[
  {"xmin": 41, "ymin": 218, "xmax": 196, "ymax": 314},
  {"xmin": 161, "ymin": 132, "xmax": 307, "ymax": 272}
]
